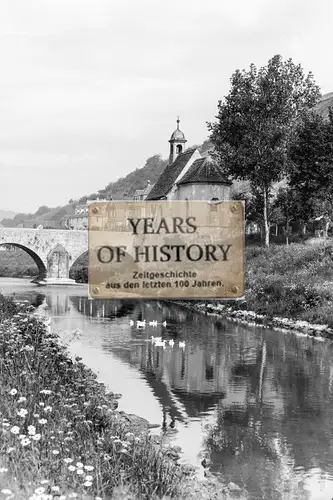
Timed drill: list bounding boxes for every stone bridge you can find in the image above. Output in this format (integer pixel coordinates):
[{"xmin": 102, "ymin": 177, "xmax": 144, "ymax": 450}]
[{"xmin": 0, "ymin": 228, "xmax": 88, "ymax": 285}]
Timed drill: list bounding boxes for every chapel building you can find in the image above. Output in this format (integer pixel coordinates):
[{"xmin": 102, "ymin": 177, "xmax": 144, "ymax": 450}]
[{"xmin": 147, "ymin": 118, "xmax": 232, "ymax": 202}]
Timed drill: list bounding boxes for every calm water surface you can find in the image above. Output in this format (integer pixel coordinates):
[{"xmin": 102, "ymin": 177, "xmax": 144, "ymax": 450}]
[{"xmin": 2, "ymin": 278, "xmax": 333, "ymax": 500}]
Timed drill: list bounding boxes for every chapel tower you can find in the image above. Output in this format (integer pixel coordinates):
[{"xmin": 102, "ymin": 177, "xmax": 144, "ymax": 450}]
[{"xmin": 168, "ymin": 117, "xmax": 187, "ymax": 164}]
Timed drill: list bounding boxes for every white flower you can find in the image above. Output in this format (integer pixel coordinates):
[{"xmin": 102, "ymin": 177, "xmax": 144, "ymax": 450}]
[
  {"xmin": 85, "ymin": 475, "xmax": 93, "ymax": 481},
  {"xmin": 76, "ymin": 469, "xmax": 84, "ymax": 475},
  {"xmin": 38, "ymin": 419, "xmax": 47, "ymax": 425},
  {"xmin": 51, "ymin": 486, "xmax": 60, "ymax": 491},
  {"xmin": 0, "ymin": 468, "xmax": 8, "ymax": 473},
  {"xmin": 9, "ymin": 389, "xmax": 17, "ymax": 396},
  {"xmin": 44, "ymin": 406, "xmax": 52, "ymax": 413},
  {"xmin": 1, "ymin": 489, "xmax": 13, "ymax": 495},
  {"xmin": 21, "ymin": 437, "xmax": 31, "ymax": 446},
  {"xmin": 18, "ymin": 396, "xmax": 27, "ymax": 403},
  {"xmin": 84, "ymin": 481, "xmax": 92, "ymax": 487},
  {"xmin": 39, "ymin": 402, "xmax": 45, "ymax": 407},
  {"xmin": 7, "ymin": 447, "xmax": 15, "ymax": 454},
  {"xmin": 64, "ymin": 458, "xmax": 73, "ymax": 463},
  {"xmin": 84, "ymin": 465, "xmax": 94, "ymax": 471},
  {"xmin": 17, "ymin": 408, "xmax": 28, "ymax": 418},
  {"xmin": 40, "ymin": 389, "xmax": 52, "ymax": 395},
  {"xmin": 40, "ymin": 480, "xmax": 49, "ymax": 484},
  {"xmin": 35, "ymin": 487, "xmax": 45, "ymax": 494},
  {"xmin": 10, "ymin": 426, "xmax": 20, "ymax": 435},
  {"xmin": 52, "ymin": 450, "xmax": 60, "ymax": 455},
  {"xmin": 32, "ymin": 434, "xmax": 41, "ymax": 441},
  {"xmin": 28, "ymin": 425, "xmax": 36, "ymax": 436},
  {"xmin": 76, "ymin": 462, "xmax": 83, "ymax": 468},
  {"xmin": 68, "ymin": 465, "xmax": 76, "ymax": 472},
  {"xmin": 33, "ymin": 413, "xmax": 40, "ymax": 418}
]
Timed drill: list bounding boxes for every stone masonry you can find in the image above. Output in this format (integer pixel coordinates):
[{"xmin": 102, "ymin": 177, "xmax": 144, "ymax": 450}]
[{"xmin": 0, "ymin": 228, "xmax": 88, "ymax": 285}]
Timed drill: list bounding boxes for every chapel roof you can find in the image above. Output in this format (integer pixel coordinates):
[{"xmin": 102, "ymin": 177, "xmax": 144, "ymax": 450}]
[
  {"xmin": 177, "ymin": 155, "xmax": 232, "ymax": 186},
  {"xmin": 146, "ymin": 148, "xmax": 198, "ymax": 200}
]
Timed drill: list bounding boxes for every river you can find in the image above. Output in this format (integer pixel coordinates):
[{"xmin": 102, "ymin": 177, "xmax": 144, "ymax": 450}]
[{"xmin": 1, "ymin": 278, "xmax": 333, "ymax": 499}]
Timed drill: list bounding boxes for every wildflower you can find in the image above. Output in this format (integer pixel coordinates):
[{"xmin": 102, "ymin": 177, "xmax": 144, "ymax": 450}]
[
  {"xmin": 33, "ymin": 414, "xmax": 40, "ymax": 418},
  {"xmin": 64, "ymin": 458, "xmax": 73, "ymax": 464},
  {"xmin": 52, "ymin": 450, "xmax": 60, "ymax": 455},
  {"xmin": 40, "ymin": 480, "xmax": 49, "ymax": 484},
  {"xmin": 38, "ymin": 418, "xmax": 47, "ymax": 425},
  {"xmin": 84, "ymin": 465, "xmax": 94, "ymax": 471},
  {"xmin": 84, "ymin": 481, "xmax": 92, "ymax": 487},
  {"xmin": 18, "ymin": 396, "xmax": 27, "ymax": 403},
  {"xmin": 9, "ymin": 389, "xmax": 17, "ymax": 396},
  {"xmin": 32, "ymin": 434, "xmax": 41, "ymax": 441},
  {"xmin": 21, "ymin": 437, "xmax": 31, "ymax": 446},
  {"xmin": 39, "ymin": 402, "xmax": 45, "ymax": 407},
  {"xmin": 85, "ymin": 475, "xmax": 93, "ymax": 481},
  {"xmin": 68, "ymin": 465, "xmax": 76, "ymax": 472},
  {"xmin": 44, "ymin": 406, "xmax": 52, "ymax": 413},
  {"xmin": 7, "ymin": 447, "xmax": 15, "ymax": 454},
  {"xmin": 2, "ymin": 422, "xmax": 10, "ymax": 428},
  {"xmin": 28, "ymin": 425, "xmax": 36, "ymax": 436},
  {"xmin": 1, "ymin": 489, "xmax": 13, "ymax": 496},
  {"xmin": 17, "ymin": 408, "xmax": 28, "ymax": 418},
  {"xmin": 35, "ymin": 487, "xmax": 45, "ymax": 495},
  {"xmin": 76, "ymin": 462, "xmax": 84, "ymax": 468},
  {"xmin": 51, "ymin": 486, "xmax": 60, "ymax": 492},
  {"xmin": 0, "ymin": 468, "xmax": 8, "ymax": 473},
  {"xmin": 40, "ymin": 390, "xmax": 52, "ymax": 395},
  {"xmin": 76, "ymin": 469, "xmax": 84, "ymax": 475},
  {"xmin": 10, "ymin": 426, "xmax": 20, "ymax": 435}
]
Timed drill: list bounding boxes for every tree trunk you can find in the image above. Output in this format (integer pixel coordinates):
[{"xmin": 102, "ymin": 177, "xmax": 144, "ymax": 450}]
[
  {"xmin": 275, "ymin": 224, "xmax": 278, "ymax": 237},
  {"xmin": 324, "ymin": 220, "xmax": 330, "ymax": 238},
  {"xmin": 263, "ymin": 187, "xmax": 270, "ymax": 247},
  {"xmin": 302, "ymin": 223, "xmax": 307, "ymax": 235},
  {"xmin": 286, "ymin": 220, "xmax": 289, "ymax": 246}
]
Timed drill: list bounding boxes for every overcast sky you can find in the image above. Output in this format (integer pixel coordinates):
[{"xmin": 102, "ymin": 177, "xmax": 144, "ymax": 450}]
[{"xmin": 1, "ymin": 0, "xmax": 332, "ymax": 213}]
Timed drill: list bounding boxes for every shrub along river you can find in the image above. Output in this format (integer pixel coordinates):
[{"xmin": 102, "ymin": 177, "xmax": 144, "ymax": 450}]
[{"xmin": 1, "ymin": 278, "xmax": 333, "ymax": 500}]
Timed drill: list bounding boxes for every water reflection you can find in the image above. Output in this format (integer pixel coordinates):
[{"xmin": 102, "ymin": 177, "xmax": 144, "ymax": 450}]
[{"xmin": 2, "ymin": 280, "xmax": 333, "ymax": 499}]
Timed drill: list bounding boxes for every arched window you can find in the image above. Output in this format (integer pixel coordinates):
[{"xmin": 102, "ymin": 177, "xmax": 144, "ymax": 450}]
[{"xmin": 176, "ymin": 144, "xmax": 182, "ymax": 154}]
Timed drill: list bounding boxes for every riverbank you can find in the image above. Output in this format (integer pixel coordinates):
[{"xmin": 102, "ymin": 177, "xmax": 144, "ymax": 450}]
[
  {"xmin": 177, "ymin": 241, "xmax": 333, "ymax": 339},
  {"xmin": 0, "ymin": 294, "xmax": 245, "ymax": 500}
]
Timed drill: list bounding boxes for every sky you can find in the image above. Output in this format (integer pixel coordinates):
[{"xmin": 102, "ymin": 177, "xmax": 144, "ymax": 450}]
[{"xmin": 0, "ymin": 0, "xmax": 333, "ymax": 213}]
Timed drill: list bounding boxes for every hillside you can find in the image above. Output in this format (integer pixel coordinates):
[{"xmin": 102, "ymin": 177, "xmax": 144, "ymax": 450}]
[
  {"xmin": 0, "ymin": 210, "xmax": 16, "ymax": 224},
  {"xmin": 1, "ymin": 140, "xmax": 213, "ymax": 227},
  {"xmin": 314, "ymin": 92, "xmax": 333, "ymax": 119}
]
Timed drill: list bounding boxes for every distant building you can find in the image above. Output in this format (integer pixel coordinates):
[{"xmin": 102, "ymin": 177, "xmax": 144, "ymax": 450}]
[
  {"xmin": 62, "ymin": 203, "xmax": 89, "ymax": 230},
  {"xmin": 147, "ymin": 118, "xmax": 232, "ymax": 202},
  {"xmin": 133, "ymin": 180, "xmax": 154, "ymax": 201}
]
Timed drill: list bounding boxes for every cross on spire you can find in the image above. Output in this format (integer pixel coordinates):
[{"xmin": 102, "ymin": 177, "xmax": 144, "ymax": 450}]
[{"xmin": 177, "ymin": 116, "xmax": 180, "ymax": 129}]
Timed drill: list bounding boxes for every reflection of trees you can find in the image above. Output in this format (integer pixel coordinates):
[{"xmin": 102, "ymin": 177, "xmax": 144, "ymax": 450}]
[{"xmin": 204, "ymin": 329, "xmax": 333, "ymax": 499}]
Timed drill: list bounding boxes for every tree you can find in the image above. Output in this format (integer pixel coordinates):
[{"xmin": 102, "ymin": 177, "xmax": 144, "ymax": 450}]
[
  {"xmin": 288, "ymin": 109, "xmax": 333, "ymax": 236},
  {"xmin": 208, "ymin": 55, "xmax": 321, "ymax": 246}
]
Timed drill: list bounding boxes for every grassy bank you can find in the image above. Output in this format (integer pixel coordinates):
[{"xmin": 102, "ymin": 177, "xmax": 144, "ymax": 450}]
[
  {"xmin": 241, "ymin": 241, "xmax": 333, "ymax": 326},
  {"xmin": 0, "ymin": 295, "xmax": 242, "ymax": 500}
]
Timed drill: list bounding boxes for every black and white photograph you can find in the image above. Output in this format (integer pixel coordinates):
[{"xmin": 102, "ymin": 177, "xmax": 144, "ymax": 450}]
[{"xmin": 1, "ymin": 1, "xmax": 333, "ymax": 499}]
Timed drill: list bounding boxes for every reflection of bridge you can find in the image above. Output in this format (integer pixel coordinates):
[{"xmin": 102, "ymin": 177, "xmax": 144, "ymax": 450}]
[{"xmin": 0, "ymin": 228, "xmax": 87, "ymax": 285}]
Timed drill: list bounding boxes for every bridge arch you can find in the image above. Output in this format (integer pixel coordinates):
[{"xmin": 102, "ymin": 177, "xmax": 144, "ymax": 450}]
[
  {"xmin": 0, "ymin": 243, "xmax": 47, "ymax": 280},
  {"xmin": 69, "ymin": 250, "xmax": 88, "ymax": 283}
]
